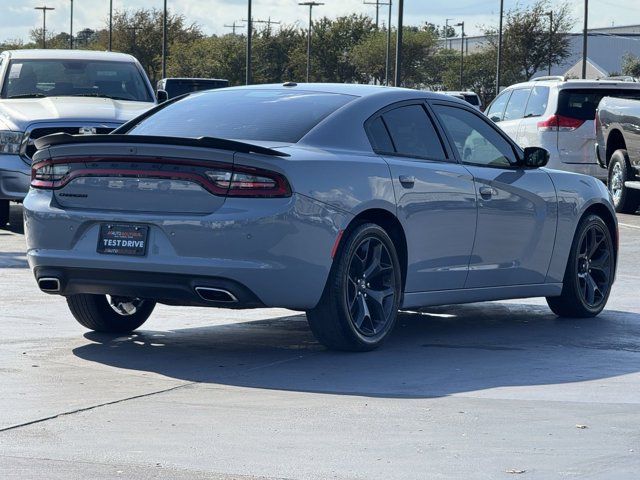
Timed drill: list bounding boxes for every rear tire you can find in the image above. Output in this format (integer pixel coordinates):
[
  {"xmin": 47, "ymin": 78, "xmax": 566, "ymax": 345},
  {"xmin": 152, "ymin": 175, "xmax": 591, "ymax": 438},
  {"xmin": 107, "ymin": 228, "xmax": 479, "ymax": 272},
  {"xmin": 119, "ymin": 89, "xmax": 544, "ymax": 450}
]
[
  {"xmin": 546, "ymin": 214, "xmax": 614, "ymax": 318},
  {"xmin": 67, "ymin": 294, "xmax": 155, "ymax": 333},
  {"xmin": 0, "ymin": 200, "xmax": 9, "ymax": 227},
  {"xmin": 608, "ymin": 149, "xmax": 640, "ymax": 214},
  {"xmin": 306, "ymin": 223, "xmax": 402, "ymax": 352}
]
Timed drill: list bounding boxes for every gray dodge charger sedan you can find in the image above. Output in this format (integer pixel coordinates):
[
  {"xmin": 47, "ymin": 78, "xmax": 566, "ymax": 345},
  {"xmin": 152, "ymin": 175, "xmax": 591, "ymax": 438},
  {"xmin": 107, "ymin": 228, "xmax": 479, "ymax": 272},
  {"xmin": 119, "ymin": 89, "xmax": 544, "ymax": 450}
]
[{"xmin": 24, "ymin": 83, "xmax": 618, "ymax": 351}]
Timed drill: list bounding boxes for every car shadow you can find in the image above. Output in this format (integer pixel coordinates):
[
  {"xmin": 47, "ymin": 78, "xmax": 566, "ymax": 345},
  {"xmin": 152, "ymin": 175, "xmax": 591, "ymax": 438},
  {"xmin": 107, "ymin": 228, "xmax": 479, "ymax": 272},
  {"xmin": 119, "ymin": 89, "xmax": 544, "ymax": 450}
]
[{"xmin": 73, "ymin": 302, "xmax": 640, "ymax": 398}]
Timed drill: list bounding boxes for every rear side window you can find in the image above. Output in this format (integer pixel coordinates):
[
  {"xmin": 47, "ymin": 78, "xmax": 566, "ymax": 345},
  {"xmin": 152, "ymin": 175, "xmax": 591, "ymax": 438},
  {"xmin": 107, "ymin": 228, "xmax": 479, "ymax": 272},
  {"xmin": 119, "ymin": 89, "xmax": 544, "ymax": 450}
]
[
  {"xmin": 503, "ymin": 88, "xmax": 531, "ymax": 121},
  {"xmin": 524, "ymin": 86, "xmax": 549, "ymax": 118},
  {"xmin": 129, "ymin": 89, "xmax": 355, "ymax": 142},
  {"xmin": 558, "ymin": 88, "xmax": 640, "ymax": 120},
  {"xmin": 380, "ymin": 104, "xmax": 446, "ymax": 160},
  {"xmin": 486, "ymin": 90, "xmax": 512, "ymax": 122},
  {"xmin": 366, "ymin": 117, "xmax": 394, "ymax": 153}
]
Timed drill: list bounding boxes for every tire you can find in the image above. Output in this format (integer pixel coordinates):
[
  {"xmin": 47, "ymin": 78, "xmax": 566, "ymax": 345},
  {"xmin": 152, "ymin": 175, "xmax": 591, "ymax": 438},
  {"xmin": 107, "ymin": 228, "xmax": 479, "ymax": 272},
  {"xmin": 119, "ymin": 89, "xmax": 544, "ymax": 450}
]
[
  {"xmin": 546, "ymin": 214, "xmax": 615, "ymax": 318},
  {"xmin": 67, "ymin": 294, "xmax": 155, "ymax": 333},
  {"xmin": 608, "ymin": 149, "xmax": 640, "ymax": 214},
  {"xmin": 0, "ymin": 200, "xmax": 9, "ymax": 227},
  {"xmin": 306, "ymin": 223, "xmax": 402, "ymax": 352}
]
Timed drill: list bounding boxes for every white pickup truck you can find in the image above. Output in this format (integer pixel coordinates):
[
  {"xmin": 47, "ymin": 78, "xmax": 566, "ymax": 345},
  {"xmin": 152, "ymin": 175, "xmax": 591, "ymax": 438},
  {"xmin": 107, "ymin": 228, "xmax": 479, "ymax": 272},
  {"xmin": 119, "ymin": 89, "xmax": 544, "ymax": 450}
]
[{"xmin": 0, "ymin": 49, "xmax": 156, "ymax": 225}]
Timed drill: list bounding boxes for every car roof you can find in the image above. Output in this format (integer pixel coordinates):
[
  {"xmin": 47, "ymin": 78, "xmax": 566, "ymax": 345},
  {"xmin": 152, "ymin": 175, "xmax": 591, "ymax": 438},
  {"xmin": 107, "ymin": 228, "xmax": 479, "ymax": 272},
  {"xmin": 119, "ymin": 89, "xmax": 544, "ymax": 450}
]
[
  {"xmin": 505, "ymin": 78, "xmax": 640, "ymax": 90},
  {"xmin": 2, "ymin": 49, "xmax": 137, "ymax": 62}
]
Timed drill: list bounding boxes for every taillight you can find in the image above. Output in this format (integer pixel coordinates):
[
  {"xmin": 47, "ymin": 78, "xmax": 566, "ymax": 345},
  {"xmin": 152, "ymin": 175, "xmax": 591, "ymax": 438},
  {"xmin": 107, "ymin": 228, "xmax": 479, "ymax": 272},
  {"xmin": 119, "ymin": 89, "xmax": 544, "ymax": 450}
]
[
  {"xmin": 537, "ymin": 114, "xmax": 585, "ymax": 132},
  {"xmin": 31, "ymin": 162, "xmax": 70, "ymax": 189},
  {"xmin": 206, "ymin": 166, "xmax": 291, "ymax": 197}
]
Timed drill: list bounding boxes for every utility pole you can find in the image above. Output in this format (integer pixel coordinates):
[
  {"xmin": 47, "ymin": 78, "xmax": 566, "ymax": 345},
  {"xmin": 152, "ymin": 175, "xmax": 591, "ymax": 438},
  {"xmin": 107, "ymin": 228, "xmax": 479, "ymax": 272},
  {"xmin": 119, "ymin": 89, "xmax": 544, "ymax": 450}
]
[
  {"xmin": 394, "ymin": 0, "xmax": 403, "ymax": 86},
  {"xmin": 245, "ymin": 18, "xmax": 281, "ymax": 34},
  {"xmin": 246, "ymin": 0, "xmax": 252, "ymax": 85},
  {"xmin": 162, "ymin": 0, "xmax": 168, "ymax": 79},
  {"xmin": 385, "ymin": 0, "xmax": 392, "ymax": 85},
  {"xmin": 363, "ymin": 0, "xmax": 381, "ymax": 29},
  {"xmin": 34, "ymin": 6, "xmax": 55, "ymax": 49},
  {"xmin": 445, "ymin": 18, "xmax": 453, "ymax": 49},
  {"xmin": 224, "ymin": 21, "xmax": 245, "ymax": 35},
  {"xmin": 299, "ymin": 2, "xmax": 324, "ymax": 83},
  {"xmin": 495, "ymin": 0, "xmax": 503, "ymax": 94},
  {"xmin": 582, "ymin": 0, "xmax": 588, "ymax": 79},
  {"xmin": 545, "ymin": 11, "xmax": 553, "ymax": 76},
  {"xmin": 108, "ymin": 0, "xmax": 113, "ymax": 51},
  {"xmin": 456, "ymin": 21, "xmax": 465, "ymax": 90},
  {"xmin": 69, "ymin": 0, "xmax": 74, "ymax": 49}
]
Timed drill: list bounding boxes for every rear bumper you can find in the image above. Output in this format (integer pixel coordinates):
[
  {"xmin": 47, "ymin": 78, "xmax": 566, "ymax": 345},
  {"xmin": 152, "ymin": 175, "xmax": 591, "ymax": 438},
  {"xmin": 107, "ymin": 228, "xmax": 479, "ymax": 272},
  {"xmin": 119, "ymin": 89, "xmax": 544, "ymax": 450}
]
[
  {"xmin": 0, "ymin": 154, "xmax": 30, "ymax": 201},
  {"xmin": 24, "ymin": 190, "xmax": 351, "ymax": 311}
]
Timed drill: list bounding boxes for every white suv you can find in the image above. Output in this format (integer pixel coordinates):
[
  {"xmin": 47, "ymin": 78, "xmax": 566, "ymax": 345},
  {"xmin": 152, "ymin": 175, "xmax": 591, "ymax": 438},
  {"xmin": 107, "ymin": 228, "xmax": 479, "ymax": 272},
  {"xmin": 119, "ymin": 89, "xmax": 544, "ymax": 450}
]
[{"xmin": 485, "ymin": 76, "xmax": 640, "ymax": 179}]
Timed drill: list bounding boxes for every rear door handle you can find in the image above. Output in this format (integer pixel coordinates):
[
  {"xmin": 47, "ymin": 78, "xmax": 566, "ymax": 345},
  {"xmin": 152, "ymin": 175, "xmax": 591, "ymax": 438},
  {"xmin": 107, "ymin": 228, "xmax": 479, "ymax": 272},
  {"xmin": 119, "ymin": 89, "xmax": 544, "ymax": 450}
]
[
  {"xmin": 399, "ymin": 175, "xmax": 415, "ymax": 188},
  {"xmin": 479, "ymin": 186, "xmax": 498, "ymax": 198}
]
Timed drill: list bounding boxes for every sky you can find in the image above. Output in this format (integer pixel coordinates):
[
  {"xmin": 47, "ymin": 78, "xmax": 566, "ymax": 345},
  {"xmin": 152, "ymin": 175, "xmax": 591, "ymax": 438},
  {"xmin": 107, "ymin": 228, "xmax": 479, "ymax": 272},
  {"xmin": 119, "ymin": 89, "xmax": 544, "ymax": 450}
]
[{"xmin": 1, "ymin": 0, "xmax": 639, "ymax": 43}]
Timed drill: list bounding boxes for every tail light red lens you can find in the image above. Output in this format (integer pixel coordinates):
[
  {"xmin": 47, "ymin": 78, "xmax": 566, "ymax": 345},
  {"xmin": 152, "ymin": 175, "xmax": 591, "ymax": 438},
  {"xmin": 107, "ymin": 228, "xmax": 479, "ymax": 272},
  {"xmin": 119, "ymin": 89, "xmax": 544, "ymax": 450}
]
[
  {"xmin": 537, "ymin": 114, "xmax": 585, "ymax": 132},
  {"xmin": 32, "ymin": 158, "xmax": 291, "ymax": 198}
]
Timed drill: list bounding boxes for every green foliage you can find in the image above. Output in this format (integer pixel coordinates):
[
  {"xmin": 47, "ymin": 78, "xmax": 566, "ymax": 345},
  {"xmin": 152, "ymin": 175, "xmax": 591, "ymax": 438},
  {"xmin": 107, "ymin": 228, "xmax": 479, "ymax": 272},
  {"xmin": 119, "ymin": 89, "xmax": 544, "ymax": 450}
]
[{"xmin": 622, "ymin": 53, "xmax": 640, "ymax": 78}]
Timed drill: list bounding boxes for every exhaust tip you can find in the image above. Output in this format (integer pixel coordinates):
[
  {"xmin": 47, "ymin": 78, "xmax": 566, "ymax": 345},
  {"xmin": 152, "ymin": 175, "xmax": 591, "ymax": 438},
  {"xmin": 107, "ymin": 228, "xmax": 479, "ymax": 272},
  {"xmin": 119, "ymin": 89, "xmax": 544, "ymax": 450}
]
[
  {"xmin": 38, "ymin": 277, "xmax": 61, "ymax": 293},
  {"xmin": 195, "ymin": 287, "xmax": 238, "ymax": 303}
]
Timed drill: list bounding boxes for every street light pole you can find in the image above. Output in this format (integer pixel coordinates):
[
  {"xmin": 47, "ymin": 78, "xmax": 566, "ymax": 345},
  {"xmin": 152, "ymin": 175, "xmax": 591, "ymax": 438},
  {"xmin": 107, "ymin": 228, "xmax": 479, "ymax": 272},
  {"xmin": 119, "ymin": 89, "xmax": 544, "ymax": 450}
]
[
  {"xmin": 363, "ymin": 0, "xmax": 381, "ymax": 29},
  {"xmin": 246, "ymin": 0, "xmax": 252, "ymax": 85},
  {"xmin": 456, "ymin": 21, "xmax": 465, "ymax": 90},
  {"xmin": 108, "ymin": 0, "xmax": 113, "ymax": 51},
  {"xmin": 69, "ymin": 0, "xmax": 74, "ymax": 49},
  {"xmin": 582, "ymin": 0, "xmax": 588, "ymax": 79},
  {"xmin": 299, "ymin": 2, "xmax": 324, "ymax": 83},
  {"xmin": 34, "ymin": 6, "xmax": 55, "ymax": 49},
  {"xmin": 445, "ymin": 18, "xmax": 453, "ymax": 49},
  {"xmin": 545, "ymin": 11, "xmax": 553, "ymax": 76},
  {"xmin": 394, "ymin": 0, "xmax": 403, "ymax": 87},
  {"xmin": 385, "ymin": 0, "xmax": 392, "ymax": 85},
  {"xmin": 495, "ymin": 0, "xmax": 503, "ymax": 94},
  {"xmin": 162, "ymin": 0, "xmax": 168, "ymax": 79}
]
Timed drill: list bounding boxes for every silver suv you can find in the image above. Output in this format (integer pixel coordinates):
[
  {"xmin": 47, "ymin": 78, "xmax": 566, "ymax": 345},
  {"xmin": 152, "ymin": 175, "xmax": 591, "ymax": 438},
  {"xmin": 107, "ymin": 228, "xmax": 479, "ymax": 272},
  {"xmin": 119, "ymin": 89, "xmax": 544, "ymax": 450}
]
[{"xmin": 486, "ymin": 76, "xmax": 640, "ymax": 179}]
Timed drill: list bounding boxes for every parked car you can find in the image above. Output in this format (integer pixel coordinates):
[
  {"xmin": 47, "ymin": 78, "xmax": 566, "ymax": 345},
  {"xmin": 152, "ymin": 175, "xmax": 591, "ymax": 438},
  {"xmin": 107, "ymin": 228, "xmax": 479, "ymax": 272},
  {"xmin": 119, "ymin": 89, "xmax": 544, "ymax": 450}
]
[
  {"xmin": 441, "ymin": 91, "xmax": 483, "ymax": 111},
  {"xmin": 25, "ymin": 84, "xmax": 617, "ymax": 351},
  {"xmin": 485, "ymin": 76, "xmax": 640, "ymax": 180},
  {"xmin": 595, "ymin": 96, "xmax": 640, "ymax": 213},
  {"xmin": 0, "ymin": 49, "xmax": 156, "ymax": 226},
  {"xmin": 157, "ymin": 77, "xmax": 229, "ymax": 101}
]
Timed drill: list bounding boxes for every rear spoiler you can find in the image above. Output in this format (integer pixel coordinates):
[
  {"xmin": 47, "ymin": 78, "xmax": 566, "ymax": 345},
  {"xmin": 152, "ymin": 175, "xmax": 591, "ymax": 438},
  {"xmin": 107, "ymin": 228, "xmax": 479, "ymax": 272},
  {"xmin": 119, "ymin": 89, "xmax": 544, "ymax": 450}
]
[{"xmin": 33, "ymin": 133, "xmax": 290, "ymax": 157}]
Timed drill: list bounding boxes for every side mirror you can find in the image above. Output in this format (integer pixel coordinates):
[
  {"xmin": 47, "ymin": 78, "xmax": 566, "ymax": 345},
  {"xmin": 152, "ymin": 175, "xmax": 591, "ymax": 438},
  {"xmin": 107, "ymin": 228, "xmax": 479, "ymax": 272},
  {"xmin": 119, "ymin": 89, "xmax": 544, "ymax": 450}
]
[
  {"xmin": 490, "ymin": 115, "xmax": 501, "ymax": 123},
  {"xmin": 523, "ymin": 146, "xmax": 549, "ymax": 168},
  {"xmin": 156, "ymin": 89, "xmax": 169, "ymax": 104}
]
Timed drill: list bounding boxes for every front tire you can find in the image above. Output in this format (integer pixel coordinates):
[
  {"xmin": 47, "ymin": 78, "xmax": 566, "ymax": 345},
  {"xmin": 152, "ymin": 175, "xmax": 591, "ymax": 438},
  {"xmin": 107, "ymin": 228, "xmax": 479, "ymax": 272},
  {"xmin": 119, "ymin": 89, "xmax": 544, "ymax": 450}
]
[
  {"xmin": 608, "ymin": 149, "xmax": 640, "ymax": 214},
  {"xmin": 67, "ymin": 294, "xmax": 155, "ymax": 333},
  {"xmin": 546, "ymin": 214, "xmax": 615, "ymax": 318},
  {"xmin": 306, "ymin": 223, "xmax": 402, "ymax": 352}
]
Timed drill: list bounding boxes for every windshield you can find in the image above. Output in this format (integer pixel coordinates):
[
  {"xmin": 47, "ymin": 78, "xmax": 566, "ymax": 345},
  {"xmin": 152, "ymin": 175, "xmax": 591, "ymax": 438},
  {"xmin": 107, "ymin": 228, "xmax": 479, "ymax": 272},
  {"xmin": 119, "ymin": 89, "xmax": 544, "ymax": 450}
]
[
  {"xmin": 1, "ymin": 59, "xmax": 153, "ymax": 102},
  {"xmin": 128, "ymin": 89, "xmax": 355, "ymax": 143}
]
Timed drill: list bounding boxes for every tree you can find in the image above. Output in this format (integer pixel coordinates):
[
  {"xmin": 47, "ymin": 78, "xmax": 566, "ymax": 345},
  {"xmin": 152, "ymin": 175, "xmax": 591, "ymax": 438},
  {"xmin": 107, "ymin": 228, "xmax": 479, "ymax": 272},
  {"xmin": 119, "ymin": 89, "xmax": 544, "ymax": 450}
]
[
  {"xmin": 442, "ymin": 50, "xmax": 498, "ymax": 104},
  {"xmin": 622, "ymin": 53, "xmax": 640, "ymax": 78},
  {"xmin": 485, "ymin": 0, "xmax": 574, "ymax": 82}
]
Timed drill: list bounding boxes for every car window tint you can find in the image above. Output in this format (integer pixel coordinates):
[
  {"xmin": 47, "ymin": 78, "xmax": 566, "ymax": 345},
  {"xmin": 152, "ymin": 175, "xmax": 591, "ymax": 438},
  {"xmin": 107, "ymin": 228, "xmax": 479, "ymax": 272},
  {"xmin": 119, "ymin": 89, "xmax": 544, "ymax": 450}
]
[
  {"xmin": 434, "ymin": 104, "xmax": 517, "ymax": 168},
  {"xmin": 382, "ymin": 104, "xmax": 446, "ymax": 160},
  {"xmin": 463, "ymin": 94, "xmax": 480, "ymax": 106},
  {"xmin": 486, "ymin": 90, "xmax": 511, "ymax": 122},
  {"xmin": 129, "ymin": 89, "xmax": 355, "ymax": 143},
  {"xmin": 503, "ymin": 88, "xmax": 532, "ymax": 121},
  {"xmin": 557, "ymin": 88, "xmax": 640, "ymax": 120},
  {"xmin": 366, "ymin": 116, "xmax": 394, "ymax": 153},
  {"xmin": 524, "ymin": 86, "xmax": 550, "ymax": 118}
]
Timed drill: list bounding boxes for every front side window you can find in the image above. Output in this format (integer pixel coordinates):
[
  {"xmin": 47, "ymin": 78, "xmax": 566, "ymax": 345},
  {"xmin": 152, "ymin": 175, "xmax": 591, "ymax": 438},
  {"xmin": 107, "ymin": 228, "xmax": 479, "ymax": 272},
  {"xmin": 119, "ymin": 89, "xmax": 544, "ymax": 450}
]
[
  {"xmin": 503, "ymin": 88, "xmax": 532, "ymax": 121},
  {"xmin": 380, "ymin": 104, "xmax": 446, "ymax": 160},
  {"xmin": 433, "ymin": 104, "xmax": 517, "ymax": 168},
  {"xmin": 129, "ymin": 89, "xmax": 355, "ymax": 143},
  {"xmin": 1, "ymin": 59, "xmax": 153, "ymax": 102},
  {"xmin": 486, "ymin": 90, "xmax": 512, "ymax": 122}
]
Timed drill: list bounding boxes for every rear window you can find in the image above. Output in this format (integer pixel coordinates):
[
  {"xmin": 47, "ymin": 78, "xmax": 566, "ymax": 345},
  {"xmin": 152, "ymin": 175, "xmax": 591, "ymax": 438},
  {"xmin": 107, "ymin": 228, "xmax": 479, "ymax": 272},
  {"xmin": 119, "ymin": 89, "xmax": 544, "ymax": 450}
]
[
  {"xmin": 558, "ymin": 88, "xmax": 640, "ymax": 120},
  {"xmin": 128, "ymin": 89, "xmax": 355, "ymax": 143},
  {"xmin": 463, "ymin": 94, "xmax": 480, "ymax": 106}
]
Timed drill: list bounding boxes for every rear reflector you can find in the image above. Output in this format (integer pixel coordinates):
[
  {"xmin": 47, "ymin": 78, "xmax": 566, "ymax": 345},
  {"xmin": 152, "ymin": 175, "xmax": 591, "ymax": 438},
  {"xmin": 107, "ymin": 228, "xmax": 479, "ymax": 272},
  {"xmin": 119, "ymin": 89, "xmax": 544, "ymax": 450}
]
[{"xmin": 537, "ymin": 114, "xmax": 585, "ymax": 132}]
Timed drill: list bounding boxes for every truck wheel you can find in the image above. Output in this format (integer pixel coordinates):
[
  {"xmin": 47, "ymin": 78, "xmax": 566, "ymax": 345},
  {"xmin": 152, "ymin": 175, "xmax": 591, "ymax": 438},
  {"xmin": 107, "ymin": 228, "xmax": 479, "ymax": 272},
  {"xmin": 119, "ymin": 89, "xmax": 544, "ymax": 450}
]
[
  {"xmin": 306, "ymin": 223, "xmax": 402, "ymax": 352},
  {"xmin": 0, "ymin": 200, "xmax": 9, "ymax": 227},
  {"xmin": 546, "ymin": 214, "xmax": 614, "ymax": 318},
  {"xmin": 67, "ymin": 294, "xmax": 155, "ymax": 333},
  {"xmin": 608, "ymin": 149, "xmax": 640, "ymax": 214}
]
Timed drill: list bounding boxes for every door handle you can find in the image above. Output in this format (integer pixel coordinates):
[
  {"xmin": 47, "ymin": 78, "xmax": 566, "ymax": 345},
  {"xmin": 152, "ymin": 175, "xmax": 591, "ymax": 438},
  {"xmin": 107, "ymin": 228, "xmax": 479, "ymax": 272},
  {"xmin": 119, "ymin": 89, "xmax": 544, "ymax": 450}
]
[
  {"xmin": 479, "ymin": 186, "xmax": 498, "ymax": 198},
  {"xmin": 399, "ymin": 175, "xmax": 416, "ymax": 188}
]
